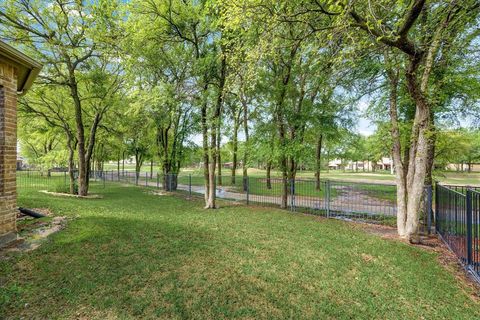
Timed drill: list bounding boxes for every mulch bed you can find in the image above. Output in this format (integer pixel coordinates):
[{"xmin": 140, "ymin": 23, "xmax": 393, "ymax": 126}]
[{"xmin": 39, "ymin": 190, "xmax": 103, "ymax": 199}]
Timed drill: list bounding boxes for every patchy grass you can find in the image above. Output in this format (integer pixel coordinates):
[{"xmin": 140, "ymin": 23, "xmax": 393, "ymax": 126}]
[{"xmin": 2, "ymin": 183, "xmax": 479, "ymax": 319}]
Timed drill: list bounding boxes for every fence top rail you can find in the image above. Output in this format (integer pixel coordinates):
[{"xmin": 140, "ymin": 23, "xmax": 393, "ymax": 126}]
[
  {"xmin": 438, "ymin": 184, "xmax": 467, "ymax": 197},
  {"xmin": 469, "ymin": 188, "xmax": 480, "ymax": 195},
  {"xmin": 439, "ymin": 183, "xmax": 480, "ymax": 189}
]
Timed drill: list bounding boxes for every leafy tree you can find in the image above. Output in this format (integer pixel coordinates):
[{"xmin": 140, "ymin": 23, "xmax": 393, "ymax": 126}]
[{"xmin": 0, "ymin": 0, "xmax": 124, "ymax": 195}]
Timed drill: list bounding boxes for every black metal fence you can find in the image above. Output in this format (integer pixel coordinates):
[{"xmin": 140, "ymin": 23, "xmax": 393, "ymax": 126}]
[
  {"xmin": 16, "ymin": 170, "xmax": 437, "ymax": 230},
  {"xmin": 17, "ymin": 170, "xmax": 70, "ymax": 191},
  {"xmin": 19, "ymin": 169, "xmax": 435, "ymax": 228},
  {"xmin": 109, "ymin": 171, "xmax": 402, "ymax": 225},
  {"xmin": 436, "ymin": 184, "xmax": 480, "ymax": 282},
  {"xmin": 17, "ymin": 170, "xmax": 439, "ymax": 228}
]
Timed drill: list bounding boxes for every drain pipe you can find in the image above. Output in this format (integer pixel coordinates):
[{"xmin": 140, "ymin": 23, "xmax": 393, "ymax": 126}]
[{"xmin": 18, "ymin": 207, "xmax": 46, "ymax": 218}]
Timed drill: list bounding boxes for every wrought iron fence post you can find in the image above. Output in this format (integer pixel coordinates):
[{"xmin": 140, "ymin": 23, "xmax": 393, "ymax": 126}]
[
  {"xmin": 466, "ymin": 189, "xmax": 473, "ymax": 266},
  {"xmin": 290, "ymin": 178, "xmax": 295, "ymax": 211},
  {"xmin": 326, "ymin": 180, "xmax": 331, "ymax": 218},
  {"xmin": 169, "ymin": 173, "xmax": 172, "ymax": 191},
  {"xmin": 103, "ymin": 171, "xmax": 106, "ymax": 188}
]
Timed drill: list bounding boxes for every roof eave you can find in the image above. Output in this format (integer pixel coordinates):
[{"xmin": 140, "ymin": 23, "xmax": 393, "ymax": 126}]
[{"xmin": 0, "ymin": 41, "xmax": 42, "ymax": 94}]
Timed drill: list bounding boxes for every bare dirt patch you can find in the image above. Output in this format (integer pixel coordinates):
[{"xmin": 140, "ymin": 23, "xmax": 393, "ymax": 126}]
[{"xmin": 0, "ymin": 214, "xmax": 67, "ymax": 259}]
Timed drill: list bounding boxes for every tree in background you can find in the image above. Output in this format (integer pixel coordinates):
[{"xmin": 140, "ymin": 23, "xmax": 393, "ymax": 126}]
[{"xmin": 0, "ymin": 0, "xmax": 124, "ymax": 196}]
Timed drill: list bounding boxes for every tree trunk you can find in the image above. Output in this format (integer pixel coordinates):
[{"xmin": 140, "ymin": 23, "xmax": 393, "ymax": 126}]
[
  {"xmin": 386, "ymin": 65, "xmax": 408, "ymax": 237},
  {"xmin": 266, "ymin": 161, "xmax": 272, "ymax": 189},
  {"xmin": 84, "ymin": 113, "xmax": 101, "ymax": 192},
  {"xmin": 231, "ymin": 116, "xmax": 239, "ymax": 186},
  {"xmin": 150, "ymin": 159, "xmax": 154, "ymax": 179},
  {"xmin": 315, "ymin": 134, "xmax": 323, "ymax": 191},
  {"xmin": 135, "ymin": 152, "xmax": 143, "ymax": 185},
  {"xmin": 69, "ymin": 74, "xmax": 88, "ymax": 196},
  {"xmin": 217, "ymin": 120, "xmax": 222, "ymax": 186},
  {"xmin": 66, "ymin": 134, "xmax": 76, "ymax": 194},
  {"xmin": 122, "ymin": 151, "xmax": 125, "ymax": 176},
  {"xmin": 205, "ymin": 55, "xmax": 226, "ymax": 208},
  {"xmin": 201, "ymin": 85, "xmax": 210, "ymax": 205},
  {"xmin": 403, "ymin": 57, "xmax": 432, "ymax": 242},
  {"xmin": 242, "ymin": 99, "xmax": 249, "ymax": 192}
]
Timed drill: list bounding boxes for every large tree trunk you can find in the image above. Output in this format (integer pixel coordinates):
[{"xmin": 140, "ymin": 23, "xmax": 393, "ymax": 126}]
[
  {"xmin": 386, "ymin": 65, "xmax": 408, "ymax": 237},
  {"xmin": 386, "ymin": 56, "xmax": 431, "ymax": 242},
  {"xmin": 403, "ymin": 57, "xmax": 432, "ymax": 242},
  {"xmin": 69, "ymin": 74, "xmax": 88, "ymax": 196},
  {"xmin": 205, "ymin": 55, "xmax": 226, "ymax": 208},
  {"xmin": 315, "ymin": 134, "xmax": 323, "ymax": 191}
]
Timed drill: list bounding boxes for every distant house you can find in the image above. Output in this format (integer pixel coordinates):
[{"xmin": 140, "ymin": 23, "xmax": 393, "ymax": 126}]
[
  {"xmin": 376, "ymin": 157, "xmax": 393, "ymax": 171},
  {"xmin": 223, "ymin": 161, "xmax": 242, "ymax": 169},
  {"xmin": 223, "ymin": 162, "xmax": 234, "ymax": 169},
  {"xmin": 328, "ymin": 157, "xmax": 394, "ymax": 173},
  {"xmin": 16, "ymin": 155, "xmax": 24, "ymax": 170},
  {"xmin": 446, "ymin": 163, "xmax": 480, "ymax": 172},
  {"xmin": 328, "ymin": 159, "xmax": 343, "ymax": 170}
]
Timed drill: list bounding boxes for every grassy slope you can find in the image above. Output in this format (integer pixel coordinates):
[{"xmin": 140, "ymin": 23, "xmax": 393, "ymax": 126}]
[{"xmin": 2, "ymin": 184, "xmax": 479, "ymax": 319}]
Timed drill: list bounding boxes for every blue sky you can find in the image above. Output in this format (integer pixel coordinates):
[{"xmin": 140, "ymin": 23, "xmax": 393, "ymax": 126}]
[{"xmin": 356, "ymin": 98, "xmax": 376, "ymax": 136}]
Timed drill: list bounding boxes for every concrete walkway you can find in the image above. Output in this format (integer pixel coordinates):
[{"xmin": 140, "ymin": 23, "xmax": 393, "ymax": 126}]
[{"xmin": 110, "ymin": 173, "xmax": 397, "ymax": 218}]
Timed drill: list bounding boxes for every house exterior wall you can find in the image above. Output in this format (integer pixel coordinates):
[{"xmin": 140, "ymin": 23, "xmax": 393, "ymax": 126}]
[{"xmin": 0, "ymin": 61, "xmax": 18, "ymax": 246}]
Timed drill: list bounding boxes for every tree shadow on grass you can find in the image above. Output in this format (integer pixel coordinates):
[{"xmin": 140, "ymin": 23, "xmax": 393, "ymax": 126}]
[{"xmin": 1, "ymin": 215, "xmax": 218, "ymax": 319}]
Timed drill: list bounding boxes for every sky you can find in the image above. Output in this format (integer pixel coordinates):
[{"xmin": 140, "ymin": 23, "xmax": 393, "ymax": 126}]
[{"xmin": 356, "ymin": 98, "xmax": 376, "ymax": 136}]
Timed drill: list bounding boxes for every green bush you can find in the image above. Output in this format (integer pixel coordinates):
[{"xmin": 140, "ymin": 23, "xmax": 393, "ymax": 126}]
[{"xmin": 49, "ymin": 181, "xmax": 78, "ymax": 194}]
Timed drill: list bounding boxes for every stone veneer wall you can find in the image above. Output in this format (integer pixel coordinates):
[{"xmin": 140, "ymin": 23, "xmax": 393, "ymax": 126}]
[{"xmin": 0, "ymin": 60, "xmax": 18, "ymax": 246}]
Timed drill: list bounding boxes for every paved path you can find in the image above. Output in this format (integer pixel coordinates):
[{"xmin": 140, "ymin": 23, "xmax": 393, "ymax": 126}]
[{"xmin": 110, "ymin": 173, "xmax": 397, "ymax": 217}]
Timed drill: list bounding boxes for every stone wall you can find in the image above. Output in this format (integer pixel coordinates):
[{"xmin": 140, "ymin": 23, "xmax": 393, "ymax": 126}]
[{"xmin": 0, "ymin": 61, "xmax": 18, "ymax": 246}]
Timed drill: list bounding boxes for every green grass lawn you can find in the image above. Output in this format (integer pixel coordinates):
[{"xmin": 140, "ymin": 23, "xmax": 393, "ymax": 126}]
[{"xmin": 1, "ymin": 184, "xmax": 479, "ymax": 319}]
